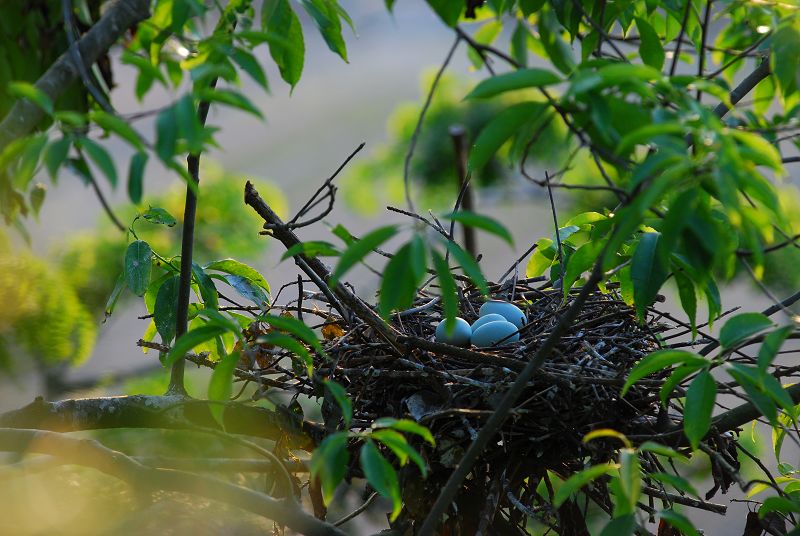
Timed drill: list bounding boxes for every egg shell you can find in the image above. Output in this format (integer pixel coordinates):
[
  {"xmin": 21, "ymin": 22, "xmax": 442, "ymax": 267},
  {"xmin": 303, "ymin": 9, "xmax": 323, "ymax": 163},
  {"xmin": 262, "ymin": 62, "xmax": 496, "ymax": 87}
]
[
  {"xmin": 471, "ymin": 320, "xmax": 520, "ymax": 348},
  {"xmin": 471, "ymin": 313, "xmax": 506, "ymax": 333},
  {"xmin": 479, "ymin": 300, "xmax": 527, "ymax": 329},
  {"xmin": 435, "ymin": 317, "xmax": 471, "ymax": 346}
]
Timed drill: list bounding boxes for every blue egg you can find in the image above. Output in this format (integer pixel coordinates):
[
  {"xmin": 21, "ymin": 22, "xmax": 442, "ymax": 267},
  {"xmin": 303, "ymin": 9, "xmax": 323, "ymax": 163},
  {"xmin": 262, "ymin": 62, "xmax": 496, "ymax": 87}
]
[
  {"xmin": 435, "ymin": 317, "xmax": 471, "ymax": 346},
  {"xmin": 478, "ymin": 300, "xmax": 527, "ymax": 329},
  {"xmin": 471, "ymin": 320, "xmax": 520, "ymax": 348},
  {"xmin": 471, "ymin": 313, "xmax": 506, "ymax": 333}
]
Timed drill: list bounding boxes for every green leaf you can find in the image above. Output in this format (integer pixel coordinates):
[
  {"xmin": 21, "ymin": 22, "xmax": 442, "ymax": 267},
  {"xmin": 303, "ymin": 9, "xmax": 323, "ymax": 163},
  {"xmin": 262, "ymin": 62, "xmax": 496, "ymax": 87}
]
[
  {"xmin": 127, "ymin": 152, "xmax": 147, "ymax": 204},
  {"xmin": 310, "ymin": 432, "xmax": 348, "ymax": 504},
  {"xmin": 684, "ymin": 369, "xmax": 716, "ymax": 449},
  {"xmin": 360, "ymin": 439, "xmax": 402, "ymax": 521},
  {"xmin": 329, "ymin": 225, "xmax": 398, "ymax": 287},
  {"xmin": 125, "ymin": 240, "xmax": 153, "ymax": 297},
  {"xmin": 154, "ymin": 275, "xmax": 180, "ymax": 344},
  {"xmin": 139, "ymin": 206, "xmax": 176, "ymax": 227},
  {"xmin": 719, "ymin": 312, "xmax": 773, "ymax": 350},
  {"xmin": 29, "ymin": 183, "xmax": 46, "ymax": 219},
  {"xmin": 324, "ymin": 380, "xmax": 352, "ymax": 428},
  {"xmin": 208, "ymin": 350, "xmax": 239, "ymax": 425},
  {"xmin": 441, "ymin": 211, "xmax": 513, "ymax": 245},
  {"xmin": 301, "ymin": 0, "xmax": 348, "ymax": 61},
  {"xmin": 165, "ymin": 324, "xmax": 228, "ymax": 366},
  {"xmin": 562, "ymin": 240, "xmax": 602, "ymax": 297},
  {"xmin": 232, "ymin": 48, "xmax": 269, "ymax": 89},
  {"xmin": 280, "ymin": 240, "xmax": 341, "ymax": 261},
  {"xmin": 615, "ymin": 123, "xmax": 685, "ymax": 157},
  {"xmin": 599, "ymin": 515, "xmax": 635, "ymax": 536},
  {"xmin": 8, "ymin": 81, "xmax": 53, "ymax": 114},
  {"xmin": 466, "ymin": 68, "xmax": 561, "ymax": 99},
  {"xmin": 155, "ymin": 105, "xmax": 178, "ymax": 162},
  {"xmin": 445, "ymin": 240, "xmax": 488, "ymax": 295},
  {"xmin": 225, "ymin": 274, "xmax": 270, "ymax": 309},
  {"xmin": 631, "ymin": 232, "xmax": 668, "ymax": 320},
  {"xmin": 379, "ymin": 237, "xmax": 427, "ymax": 318},
  {"xmin": 192, "ymin": 263, "xmax": 219, "ymax": 310},
  {"xmin": 673, "ymin": 269, "xmax": 697, "ymax": 338},
  {"xmin": 771, "ymin": 23, "xmax": 800, "ymax": 98},
  {"xmin": 259, "ymin": 332, "xmax": 314, "ymax": 375},
  {"xmin": 658, "ymin": 510, "xmax": 700, "ymax": 536},
  {"xmin": 758, "ymin": 326, "xmax": 794, "ymax": 373},
  {"xmin": 635, "ymin": 17, "xmax": 664, "ymax": 70},
  {"xmin": 44, "ymin": 137, "xmax": 71, "ymax": 180},
  {"xmin": 263, "ymin": 0, "xmax": 305, "ymax": 87},
  {"xmin": 622, "ymin": 349, "xmax": 707, "ymax": 396},
  {"xmin": 90, "ymin": 111, "xmax": 144, "ymax": 150},
  {"xmin": 468, "ymin": 102, "xmax": 543, "ymax": 171},
  {"xmin": 554, "ymin": 464, "xmax": 617, "ymax": 506},
  {"xmin": 175, "ymin": 94, "xmax": 203, "ymax": 152},
  {"xmin": 660, "ymin": 364, "xmax": 698, "ymax": 406},
  {"xmin": 104, "ymin": 273, "xmax": 127, "ymax": 320},
  {"xmin": 372, "ymin": 417, "xmax": 435, "ymax": 445},
  {"xmin": 371, "ymin": 429, "xmax": 428, "ymax": 477},
  {"xmin": 425, "ymin": 0, "xmax": 462, "ymax": 26},
  {"xmin": 80, "ymin": 138, "xmax": 117, "ymax": 188},
  {"xmin": 432, "ymin": 249, "xmax": 458, "ymax": 334},
  {"xmin": 618, "ymin": 448, "xmax": 641, "ymax": 512},
  {"xmin": 196, "ymin": 88, "xmax": 263, "ymax": 119},
  {"xmin": 205, "ymin": 259, "xmax": 271, "ymax": 293},
  {"xmin": 731, "ymin": 130, "xmax": 783, "ymax": 171},
  {"xmin": 261, "ymin": 314, "xmax": 324, "ymax": 354}
]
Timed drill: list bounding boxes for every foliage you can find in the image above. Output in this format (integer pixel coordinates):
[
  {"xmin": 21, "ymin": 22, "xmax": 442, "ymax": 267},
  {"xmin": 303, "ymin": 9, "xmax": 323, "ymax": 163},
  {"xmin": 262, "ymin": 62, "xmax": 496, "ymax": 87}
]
[{"xmin": 3, "ymin": 0, "xmax": 800, "ymax": 534}]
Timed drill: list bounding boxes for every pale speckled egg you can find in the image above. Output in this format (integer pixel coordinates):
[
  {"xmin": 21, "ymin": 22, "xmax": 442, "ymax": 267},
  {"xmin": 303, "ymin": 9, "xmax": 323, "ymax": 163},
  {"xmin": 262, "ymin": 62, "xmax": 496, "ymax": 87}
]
[
  {"xmin": 478, "ymin": 300, "xmax": 527, "ymax": 329},
  {"xmin": 471, "ymin": 320, "xmax": 520, "ymax": 348},
  {"xmin": 471, "ymin": 313, "xmax": 506, "ymax": 333},
  {"xmin": 434, "ymin": 317, "xmax": 471, "ymax": 346}
]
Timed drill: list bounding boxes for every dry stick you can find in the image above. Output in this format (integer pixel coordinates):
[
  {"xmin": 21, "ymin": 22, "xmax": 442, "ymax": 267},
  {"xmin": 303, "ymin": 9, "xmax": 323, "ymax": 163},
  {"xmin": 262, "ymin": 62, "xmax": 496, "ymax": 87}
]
[
  {"xmin": 0, "ymin": 0, "xmax": 151, "ymax": 151},
  {"xmin": 403, "ymin": 34, "xmax": 461, "ymax": 213},
  {"xmin": 640, "ymin": 486, "xmax": 726, "ymax": 515},
  {"xmin": 244, "ymin": 182, "xmax": 403, "ymax": 352},
  {"xmin": 0, "ymin": 428, "xmax": 346, "ymax": 536},
  {"xmin": 417, "ymin": 261, "xmax": 606, "ymax": 535}
]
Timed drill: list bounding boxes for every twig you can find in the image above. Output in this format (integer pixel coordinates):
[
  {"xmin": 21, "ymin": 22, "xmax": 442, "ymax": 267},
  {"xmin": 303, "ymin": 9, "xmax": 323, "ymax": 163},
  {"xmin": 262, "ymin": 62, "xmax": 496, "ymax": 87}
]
[
  {"xmin": 245, "ymin": 182, "xmax": 404, "ymax": 352},
  {"xmin": 334, "ymin": 491, "xmax": 379, "ymax": 526},
  {"xmin": 696, "ymin": 0, "xmax": 713, "ymax": 100},
  {"xmin": 712, "ymin": 58, "xmax": 771, "ymax": 119},
  {"xmin": 403, "ymin": 34, "xmax": 461, "ymax": 212},
  {"xmin": 640, "ymin": 486, "xmax": 726, "ymax": 514},
  {"xmin": 79, "ymin": 147, "xmax": 125, "ymax": 231},
  {"xmin": 669, "ymin": 0, "xmax": 691, "ymax": 77}
]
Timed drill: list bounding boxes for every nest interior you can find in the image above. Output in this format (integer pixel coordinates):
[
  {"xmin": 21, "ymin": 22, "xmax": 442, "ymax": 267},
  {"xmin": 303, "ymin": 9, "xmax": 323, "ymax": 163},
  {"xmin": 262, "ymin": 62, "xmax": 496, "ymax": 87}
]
[{"xmin": 311, "ymin": 278, "xmax": 667, "ymax": 524}]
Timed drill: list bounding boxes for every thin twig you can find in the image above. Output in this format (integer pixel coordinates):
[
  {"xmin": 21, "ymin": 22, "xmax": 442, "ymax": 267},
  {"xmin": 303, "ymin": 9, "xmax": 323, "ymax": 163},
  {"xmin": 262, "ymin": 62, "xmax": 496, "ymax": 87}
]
[{"xmin": 403, "ymin": 35, "xmax": 461, "ymax": 213}]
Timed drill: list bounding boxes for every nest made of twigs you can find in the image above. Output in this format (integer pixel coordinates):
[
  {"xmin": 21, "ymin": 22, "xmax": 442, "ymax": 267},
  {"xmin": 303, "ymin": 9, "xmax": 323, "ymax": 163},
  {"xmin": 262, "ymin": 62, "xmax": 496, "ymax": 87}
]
[{"xmin": 316, "ymin": 278, "xmax": 663, "ymax": 476}]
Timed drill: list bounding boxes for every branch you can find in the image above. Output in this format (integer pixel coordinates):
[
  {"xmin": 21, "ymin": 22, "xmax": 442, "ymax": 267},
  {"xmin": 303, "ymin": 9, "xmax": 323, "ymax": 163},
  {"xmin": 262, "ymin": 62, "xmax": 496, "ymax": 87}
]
[
  {"xmin": 0, "ymin": 395, "xmax": 323, "ymax": 449},
  {"xmin": 712, "ymin": 58, "xmax": 771, "ymax": 119},
  {"xmin": 0, "ymin": 0, "xmax": 151, "ymax": 151},
  {"xmin": 0, "ymin": 428, "xmax": 346, "ymax": 536},
  {"xmin": 244, "ymin": 181, "xmax": 404, "ymax": 352}
]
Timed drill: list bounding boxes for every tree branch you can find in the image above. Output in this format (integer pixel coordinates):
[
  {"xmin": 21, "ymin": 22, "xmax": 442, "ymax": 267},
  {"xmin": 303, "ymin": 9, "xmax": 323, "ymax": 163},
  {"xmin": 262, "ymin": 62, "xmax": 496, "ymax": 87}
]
[
  {"xmin": 0, "ymin": 0, "xmax": 151, "ymax": 151},
  {"xmin": 244, "ymin": 181, "xmax": 404, "ymax": 352},
  {"xmin": 0, "ymin": 428, "xmax": 346, "ymax": 536},
  {"xmin": 712, "ymin": 58, "xmax": 771, "ymax": 119},
  {"xmin": 0, "ymin": 395, "xmax": 324, "ymax": 449}
]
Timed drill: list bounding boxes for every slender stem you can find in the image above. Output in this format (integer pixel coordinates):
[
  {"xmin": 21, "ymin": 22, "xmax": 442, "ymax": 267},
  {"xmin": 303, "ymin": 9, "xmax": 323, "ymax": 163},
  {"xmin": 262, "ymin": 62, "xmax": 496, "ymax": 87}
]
[
  {"xmin": 697, "ymin": 0, "xmax": 713, "ymax": 100},
  {"xmin": 669, "ymin": 0, "xmax": 691, "ymax": 77}
]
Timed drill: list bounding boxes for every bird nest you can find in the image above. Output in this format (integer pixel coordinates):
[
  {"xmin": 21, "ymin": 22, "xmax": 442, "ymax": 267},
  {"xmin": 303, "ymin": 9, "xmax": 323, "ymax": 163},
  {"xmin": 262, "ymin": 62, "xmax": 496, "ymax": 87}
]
[{"xmin": 315, "ymin": 279, "xmax": 661, "ymax": 466}]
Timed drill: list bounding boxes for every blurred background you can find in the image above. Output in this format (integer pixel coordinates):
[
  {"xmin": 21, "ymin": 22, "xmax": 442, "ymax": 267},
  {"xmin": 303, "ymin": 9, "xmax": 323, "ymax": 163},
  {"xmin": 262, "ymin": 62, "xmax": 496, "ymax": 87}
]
[{"xmin": 1, "ymin": 0, "xmax": 798, "ymax": 534}]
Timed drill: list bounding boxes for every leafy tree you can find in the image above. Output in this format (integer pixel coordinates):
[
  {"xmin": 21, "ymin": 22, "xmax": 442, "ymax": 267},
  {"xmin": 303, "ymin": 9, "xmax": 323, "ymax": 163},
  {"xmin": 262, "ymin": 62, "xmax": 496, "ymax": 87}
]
[{"xmin": 2, "ymin": 1, "xmax": 800, "ymax": 535}]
